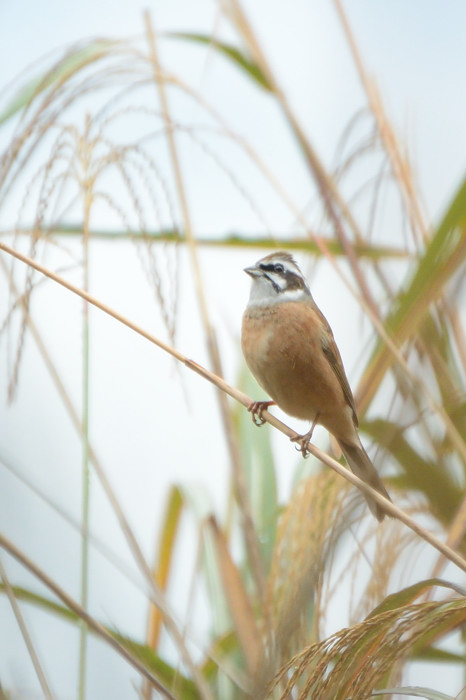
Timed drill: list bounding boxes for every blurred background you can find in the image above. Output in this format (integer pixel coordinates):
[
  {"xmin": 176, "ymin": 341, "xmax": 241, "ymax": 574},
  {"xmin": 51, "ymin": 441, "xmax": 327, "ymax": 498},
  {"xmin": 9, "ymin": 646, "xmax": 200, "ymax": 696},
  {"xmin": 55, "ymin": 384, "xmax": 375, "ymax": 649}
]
[{"xmin": 0, "ymin": 1, "xmax": 465, "ymax": 698}]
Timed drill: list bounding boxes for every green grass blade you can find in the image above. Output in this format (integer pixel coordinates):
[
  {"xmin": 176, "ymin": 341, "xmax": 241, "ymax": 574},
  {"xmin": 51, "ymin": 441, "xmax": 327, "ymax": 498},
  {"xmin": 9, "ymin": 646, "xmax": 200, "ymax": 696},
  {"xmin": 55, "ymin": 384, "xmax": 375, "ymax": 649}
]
[
  {"xmin": 0, "ymin": 41, "xmax": 116, "ymax": 126},
  {"xmin": 7, "ymin": 226, "xmax": 410, "ymax": 259},
  {"xmin": 358, "ymin": 175, "xmax": 466, "ymax": 410},
  {"xmin": 371, "ymin": 687, "xmax": 456, "ymax": 700},
  {"xmin": 166, "ymin": 32, "xmax": 273, "ymax": 91},
  {"xmin": 0, "ymin": 584, "xmax": 200, "ymax": 698},
  {"xmin": 363, "ymin": 418, "xmax": 464, "ymax": 526},
  {"xmin": 367, "ymin": 578, "xmax": 466, "ymax": 619},
  {"xmin": 413, "ymin": 646, "xmax": 466, "ymax": 664},
  {"xmin": 147, "ymin": 486, "xmax": 184, "ymax": 652}
]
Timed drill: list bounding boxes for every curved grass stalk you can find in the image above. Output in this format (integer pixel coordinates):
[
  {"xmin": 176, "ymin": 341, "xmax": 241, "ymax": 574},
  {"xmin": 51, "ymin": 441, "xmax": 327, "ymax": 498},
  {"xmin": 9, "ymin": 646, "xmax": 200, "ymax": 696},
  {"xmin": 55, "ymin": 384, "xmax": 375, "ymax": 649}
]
[{"xmin": 270, "ymin": 596, "xmax": 466, "ymax": 699}]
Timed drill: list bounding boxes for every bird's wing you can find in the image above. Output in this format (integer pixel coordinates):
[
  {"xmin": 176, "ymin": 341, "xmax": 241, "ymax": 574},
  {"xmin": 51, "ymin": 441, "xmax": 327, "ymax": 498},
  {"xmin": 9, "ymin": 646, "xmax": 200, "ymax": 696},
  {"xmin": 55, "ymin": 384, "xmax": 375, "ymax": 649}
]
[{"xmin": 319, "ymin": 321, "xmax": 359, "ymax": 428}]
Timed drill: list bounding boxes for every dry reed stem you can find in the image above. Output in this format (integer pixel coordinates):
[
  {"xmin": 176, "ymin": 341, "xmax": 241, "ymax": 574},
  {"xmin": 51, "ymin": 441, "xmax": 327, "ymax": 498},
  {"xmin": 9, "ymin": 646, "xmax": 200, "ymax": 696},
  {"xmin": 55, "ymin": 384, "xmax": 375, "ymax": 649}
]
[
  {"xmin": 333, "ymin": 0, "xmax": 428, "ymax": 245},
  {"xmin": 224, "ymin": 0, "xmax": 381, "ymax": 319},
  {"xmin": 1, "ymin": 240, "xmax": 465, "ymax": 578},
  {"xmin": 144, "ymin": 12, "xmax": 267, "ymax": 609},
  {"xmin": 332, "ymin": 0, "xmax": 466, "ymax": 480},
  {"xmin": 0, "ymin": 533, "xmax": 178, "ymax": 698},
  {"xmin": 334, "ymin": 0, "xmax": 466, "ymax": 488},
  {"xmin": 431, "ymin": 494, "xmax": 466, "ymax": 581},
  {"xmin": 214, "ymin": 1, "xmax": 364, "ymax": 267},
  {"xmin": 208, "ymin": 516, "xmax": 261, "ymax": 677},
  {"xmin": 0, "ymin": 557, "xmax": 54, "ymax": 699}
]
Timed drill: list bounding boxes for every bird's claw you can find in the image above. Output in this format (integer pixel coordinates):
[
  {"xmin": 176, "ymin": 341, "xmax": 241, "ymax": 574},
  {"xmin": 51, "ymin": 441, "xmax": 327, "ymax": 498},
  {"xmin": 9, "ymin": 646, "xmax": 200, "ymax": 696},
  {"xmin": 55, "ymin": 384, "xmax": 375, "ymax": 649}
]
[
  {"xmin": 248, "ymin": 400, "xmax": 275, "ymax": 426},
  {"xmin": 291, "ymin": 434, "xmax": 311, "ymax": 457},
  {"xmin": 290, "ymin": 414, "xmax": 319, "ymax": 458}
]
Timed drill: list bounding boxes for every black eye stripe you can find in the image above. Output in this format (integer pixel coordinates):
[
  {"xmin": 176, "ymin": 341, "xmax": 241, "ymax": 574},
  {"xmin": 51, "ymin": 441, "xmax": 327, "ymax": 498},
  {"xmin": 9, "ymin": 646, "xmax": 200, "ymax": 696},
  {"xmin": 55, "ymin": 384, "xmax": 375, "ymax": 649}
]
[
  {"xmin": 255, "ymin": 257, "xmax": 310, "ymax": 296},
  {"xmin": 259, "ymin": 263, "xmax": 285, "ymax": 273}
]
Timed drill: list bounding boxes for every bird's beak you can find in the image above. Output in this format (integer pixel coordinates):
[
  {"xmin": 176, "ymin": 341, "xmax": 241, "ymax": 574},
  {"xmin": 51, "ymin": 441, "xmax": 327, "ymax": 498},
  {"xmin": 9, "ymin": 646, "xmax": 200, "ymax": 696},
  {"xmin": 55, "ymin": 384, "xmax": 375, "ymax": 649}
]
[{"xmin": 244, "ymin": 265, "xmax": 260, "ymax": 277}]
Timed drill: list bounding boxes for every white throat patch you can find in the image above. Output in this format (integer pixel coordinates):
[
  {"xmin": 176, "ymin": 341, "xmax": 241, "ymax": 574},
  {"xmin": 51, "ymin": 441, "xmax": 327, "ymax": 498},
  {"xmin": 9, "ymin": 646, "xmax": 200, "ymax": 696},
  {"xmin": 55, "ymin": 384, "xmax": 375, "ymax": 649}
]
[{"xmin": 247, "ymin": 276, "xmax": 309, "ymax": 308}]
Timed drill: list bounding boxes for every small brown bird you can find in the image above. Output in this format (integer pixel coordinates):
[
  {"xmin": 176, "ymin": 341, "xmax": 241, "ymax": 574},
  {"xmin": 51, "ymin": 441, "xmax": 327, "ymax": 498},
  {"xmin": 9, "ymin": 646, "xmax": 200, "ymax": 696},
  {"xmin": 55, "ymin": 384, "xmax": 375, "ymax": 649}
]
[{"xmin": 241, "ymin": 251, "xmax": 390, "ymax": 520}]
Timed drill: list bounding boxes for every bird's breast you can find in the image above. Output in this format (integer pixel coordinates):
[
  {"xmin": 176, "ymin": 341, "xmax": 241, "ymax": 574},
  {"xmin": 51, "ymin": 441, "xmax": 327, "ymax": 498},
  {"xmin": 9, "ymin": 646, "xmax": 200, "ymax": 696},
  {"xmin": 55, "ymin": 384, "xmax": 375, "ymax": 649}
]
[
  {"xmin": 241, "ymin": 306, "xmax": 276, "ymax": 388},
  {"xmin": 242, "ymin": 302, "xmax": 347, "ymax": 423}
]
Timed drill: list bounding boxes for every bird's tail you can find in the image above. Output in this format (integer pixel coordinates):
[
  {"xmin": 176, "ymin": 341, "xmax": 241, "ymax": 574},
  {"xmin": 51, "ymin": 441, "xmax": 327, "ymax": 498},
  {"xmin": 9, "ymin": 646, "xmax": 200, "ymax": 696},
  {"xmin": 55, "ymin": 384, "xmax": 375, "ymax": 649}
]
[{"xmin": 337, "ymin": 439, "xmax": 391, "ymax": 521}]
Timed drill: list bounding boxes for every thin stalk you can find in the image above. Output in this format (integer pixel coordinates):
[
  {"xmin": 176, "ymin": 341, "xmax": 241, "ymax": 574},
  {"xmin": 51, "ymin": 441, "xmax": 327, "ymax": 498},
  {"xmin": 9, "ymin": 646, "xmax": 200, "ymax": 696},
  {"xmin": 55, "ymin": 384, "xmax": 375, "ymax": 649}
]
[
  {"xmin": 2, "ymin": 240, "xmax": 465, "ymax": 575},
  {"xmin": 224, "ymin": 0, "xmax": 380, "ymax": 319},
  {"xmin": 78, "ymin": 313, "xmax": 90, "ymax": 700},
  {"xmin": 2, "ymin": 225, "xmax": 410, "ymax": 259},
  {"xmin": 0, "ymin": 557, "xmax": 54, "ymax": 699},
  {"xmin": 331, "ymin": 2, "xmax": 461, "ymax": 459},
  {"xmin": 78, "ymin": 276, "xmax": 90, "ymax": 700},
  {"xmin": 0, "ymin": 258, "xmax": 210, "ymax": 696},
  {"xmin": 0, "ymin": 534, "xmax": 177, "ymax": 699},
  {"xmin": 78, "ymin": 121, "xmax": 92, "ymax": 700},
  {"xmin": 144, "ymin": 11, "xmax": 267, "ymax": 603},
  {"xmin": 430, "ymin": 494, "xmax": 466, "ymax": 581},
  {"xmin": 333, "ymin": 0, "xmax": 428, "ymax": 244}
]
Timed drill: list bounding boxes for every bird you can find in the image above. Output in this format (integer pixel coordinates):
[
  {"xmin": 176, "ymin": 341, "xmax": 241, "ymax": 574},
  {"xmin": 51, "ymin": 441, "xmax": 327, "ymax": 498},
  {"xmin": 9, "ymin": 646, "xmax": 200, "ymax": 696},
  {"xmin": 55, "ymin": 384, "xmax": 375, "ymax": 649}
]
[{"xmin": 241, "ymin": 251, "xmax": 391, "ymax": 521}]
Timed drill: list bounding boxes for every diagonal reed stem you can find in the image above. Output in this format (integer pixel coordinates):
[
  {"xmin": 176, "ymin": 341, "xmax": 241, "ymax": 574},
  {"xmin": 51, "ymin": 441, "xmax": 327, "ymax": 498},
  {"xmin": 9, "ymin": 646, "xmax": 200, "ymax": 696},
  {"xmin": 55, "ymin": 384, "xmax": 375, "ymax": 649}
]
[
  {"xmin": 0, "ymin": 557, "xmax": 54, "ymax": 699},
  {"xmin": 1, "ymin": 240, "xmax": 465, "ymax": 575},
  {"xmin": 0, "ymin": 534, "xmax": 177, "ymax": 699}
]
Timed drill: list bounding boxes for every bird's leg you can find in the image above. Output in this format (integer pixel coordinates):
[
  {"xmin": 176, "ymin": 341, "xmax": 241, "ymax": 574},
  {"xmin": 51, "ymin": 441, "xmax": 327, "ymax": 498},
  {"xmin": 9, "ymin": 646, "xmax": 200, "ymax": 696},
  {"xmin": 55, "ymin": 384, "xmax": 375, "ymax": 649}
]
[
  {"xmin": 248, "ymin": 400, "xmax": 276, "ymax": 426},
  {"xmin": 291, "ymin": 413, "xmax": 320, "ymax": 457}
]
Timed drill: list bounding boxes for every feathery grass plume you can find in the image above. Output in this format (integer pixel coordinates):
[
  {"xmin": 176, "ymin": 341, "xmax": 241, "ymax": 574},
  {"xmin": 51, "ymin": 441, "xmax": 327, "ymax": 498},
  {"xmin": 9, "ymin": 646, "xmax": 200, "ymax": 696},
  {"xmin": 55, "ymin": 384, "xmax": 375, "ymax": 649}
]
[
  {"xmin": 251, "ymin": 470, "xmax": 349, "ymax": 697},
  {"xmin": 269, "ymin": 596, "xmax": 466, "ymax": 700},
  {"xmin": 347, "ymin": 517, "xmax": 414, "ymax": 623},
  {"xmin": 1, "ymin": 42, "xmax": 184, "ymax": 399}
]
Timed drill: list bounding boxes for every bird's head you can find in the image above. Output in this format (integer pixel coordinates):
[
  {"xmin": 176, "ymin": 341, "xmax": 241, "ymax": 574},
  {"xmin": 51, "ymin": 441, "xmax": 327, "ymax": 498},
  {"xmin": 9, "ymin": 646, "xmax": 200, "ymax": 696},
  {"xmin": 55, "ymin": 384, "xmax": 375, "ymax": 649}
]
[{"xmin": 244, "ymin": 251, "xmax": 311, "ymax": 307}]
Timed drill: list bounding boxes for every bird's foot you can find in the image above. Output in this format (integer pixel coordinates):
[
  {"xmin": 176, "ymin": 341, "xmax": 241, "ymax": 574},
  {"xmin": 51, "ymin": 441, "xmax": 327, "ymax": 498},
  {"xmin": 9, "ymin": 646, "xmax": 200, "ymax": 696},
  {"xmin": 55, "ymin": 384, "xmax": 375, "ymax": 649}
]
[
  {"xmin": 290, "ymin": 414, "xmax": 320, "ymax": 457},
  {"xmin": 291, "ymin": 433, "xmax": 312, "ymax": 457},
  {"xmin": 248, "ymin": 400, "xmax": 275, "ymax": 426}
]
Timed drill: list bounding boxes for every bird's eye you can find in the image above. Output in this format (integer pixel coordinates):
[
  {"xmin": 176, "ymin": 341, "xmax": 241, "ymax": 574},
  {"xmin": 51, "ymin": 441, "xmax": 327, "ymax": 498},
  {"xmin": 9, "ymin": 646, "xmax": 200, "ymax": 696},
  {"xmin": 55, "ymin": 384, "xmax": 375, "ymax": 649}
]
[{"xmin": 274, "ymin": 263, "xmax": 285, "ymax": 273}]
